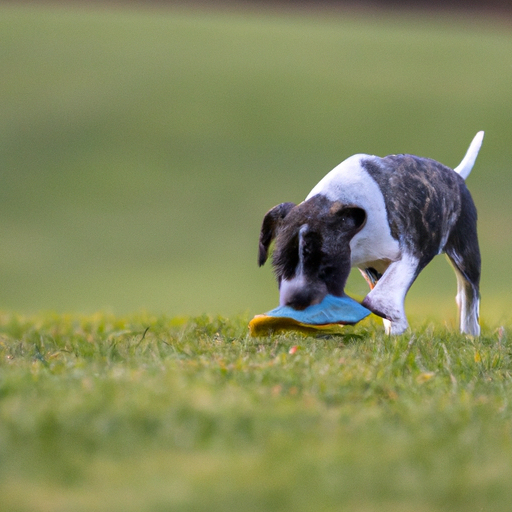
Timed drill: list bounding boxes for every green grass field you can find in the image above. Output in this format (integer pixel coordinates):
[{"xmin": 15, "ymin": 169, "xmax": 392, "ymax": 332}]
[
  {"xmin": 0, "ymin": 3, "xmax": 511, "ymax": 323},
  {"xmin": 1, "ymin": 3, "xmax": 512, "ymax": 511},
  {"xmin": 1, "ymin": 312, "xmax": 512, "ymax": 511}
]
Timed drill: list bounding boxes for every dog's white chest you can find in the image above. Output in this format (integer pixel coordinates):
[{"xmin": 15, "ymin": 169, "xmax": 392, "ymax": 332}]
[{"xmin": 306, "ymin": 154, "xmax": 401, "ymax": 267}]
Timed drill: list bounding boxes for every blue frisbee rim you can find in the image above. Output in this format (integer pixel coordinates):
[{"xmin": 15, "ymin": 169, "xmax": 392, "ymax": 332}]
[{"xmin": 265, "ymin": 294, "xmax": 371, "ymax": 325}]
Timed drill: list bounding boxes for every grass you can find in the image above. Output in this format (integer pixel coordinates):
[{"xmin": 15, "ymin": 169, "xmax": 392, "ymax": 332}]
[
  {"xmin": 1, "ymin": 312, "xmax": 512, "ymax": 511},
  {"xmin": 0, "ymin": 4, "xmax": 511, "ymax": 321}
]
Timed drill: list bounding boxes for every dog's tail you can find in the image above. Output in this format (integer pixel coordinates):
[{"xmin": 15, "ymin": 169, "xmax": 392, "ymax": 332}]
[{"xmin": 454, "ymin": 131, "xmax": 484, "ymax": 180}]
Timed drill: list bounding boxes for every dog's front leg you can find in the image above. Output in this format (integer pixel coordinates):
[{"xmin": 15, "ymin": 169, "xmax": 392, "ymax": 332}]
[{"xmin": 361, "ymin": 253, "xmax": 420, "ymax": 335}]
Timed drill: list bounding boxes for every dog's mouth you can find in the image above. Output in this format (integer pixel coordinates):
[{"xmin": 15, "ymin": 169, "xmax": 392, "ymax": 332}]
[{"xmin": 282, "ymin": 294, "xmax": 324, "ymax": 311}]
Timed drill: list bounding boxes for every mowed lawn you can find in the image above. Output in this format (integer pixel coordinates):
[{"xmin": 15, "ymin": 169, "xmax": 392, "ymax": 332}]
[
  {"xmin": 1, "ymin": 4, "xmax": 512, "ymax": 511},
  {"xmin": 1, "ymin": 312, "xmax": 512, "ymax": 512}
]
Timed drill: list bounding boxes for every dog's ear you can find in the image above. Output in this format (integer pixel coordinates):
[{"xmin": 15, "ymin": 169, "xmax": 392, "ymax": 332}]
[
  {"xmin": 329, "ymin": 203, "xmax": 366, "ymax": 237},
  {"xmin": 258, "ymin": 202, "xmax": 296, "ymax": 266}
]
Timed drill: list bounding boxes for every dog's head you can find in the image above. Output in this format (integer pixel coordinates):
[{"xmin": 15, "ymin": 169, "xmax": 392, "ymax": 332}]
[{"xmin": 258, "ymin": 195, "xmax": 366, "ymax": 310}]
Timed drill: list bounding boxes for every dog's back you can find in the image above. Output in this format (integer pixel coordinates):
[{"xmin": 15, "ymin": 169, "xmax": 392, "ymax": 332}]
[{"xmin": 361, "ymin": 155, "xmax": 465, "ymax": 267}]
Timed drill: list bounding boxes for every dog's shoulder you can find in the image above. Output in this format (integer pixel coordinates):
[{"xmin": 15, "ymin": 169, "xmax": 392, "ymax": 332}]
[{"xmin": 306, "ymin": 154, "xmax": 378, "ymax": 202}]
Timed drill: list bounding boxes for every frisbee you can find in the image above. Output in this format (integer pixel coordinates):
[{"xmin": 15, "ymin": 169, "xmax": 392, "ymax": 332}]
[{"xmin": 249, "ymin": 294, "xmax": 371, "ymax": 336}]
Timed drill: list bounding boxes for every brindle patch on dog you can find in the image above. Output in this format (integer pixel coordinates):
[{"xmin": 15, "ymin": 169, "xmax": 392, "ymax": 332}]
[{"xmin": 362, "ymin": 156, "xmax": 464, "ymax": 268}]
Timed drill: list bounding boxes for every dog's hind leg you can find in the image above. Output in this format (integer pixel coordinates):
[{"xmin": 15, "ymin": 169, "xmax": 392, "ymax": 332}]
[
  {"xmin": 446, "ymin": 254, "xmax": 480, "ymax": 336},
  {"xmin": 444, "ymin": 188, "xmax": 481, "ymax": 336},
  {"xmin": 361, "ymin": 253, "xmax": 421, "ymax": 335}
]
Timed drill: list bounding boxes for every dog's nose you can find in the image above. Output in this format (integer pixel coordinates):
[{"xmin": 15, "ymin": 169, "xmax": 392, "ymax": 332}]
[
  {"xmin": 285, "ymin": 289, "xmax": 317, "ymax": 311},
  {"xmin": 280, "ymin": 276, "xmax": 328, "ymax": 311}
]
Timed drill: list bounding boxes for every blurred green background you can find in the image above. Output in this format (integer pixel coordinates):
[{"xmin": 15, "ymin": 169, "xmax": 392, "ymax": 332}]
[{"xmin": 0, "ymin": 3, "xmax": 511, "ymax": 324}]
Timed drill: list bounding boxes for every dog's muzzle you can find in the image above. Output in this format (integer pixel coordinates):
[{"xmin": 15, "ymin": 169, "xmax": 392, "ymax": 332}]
[{"xmin": 279, "ymin": 275, "xmax": 328, "ymax": 310}]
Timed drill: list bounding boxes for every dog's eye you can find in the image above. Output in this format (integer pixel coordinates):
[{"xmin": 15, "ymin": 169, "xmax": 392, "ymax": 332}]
[
  {"xmin": 303, "ymin": 240, "xmax": 313, "ymax": 255},
  {"xmin": 302, "ymin": 231, "xmax": 321, "ymax": 250},
  {"xmin": 301, "ymin": 233, "xmax": 323, "ymax": 269}
]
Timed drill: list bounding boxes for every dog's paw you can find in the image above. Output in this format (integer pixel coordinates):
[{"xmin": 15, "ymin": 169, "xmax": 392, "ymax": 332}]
[
  {"xmin": 386, "ymin": 318, "xmax": 409, "ymax": 335},
  {"xmin": 362, "ymin": 296, "xmax": 408, "ymax": 335}
]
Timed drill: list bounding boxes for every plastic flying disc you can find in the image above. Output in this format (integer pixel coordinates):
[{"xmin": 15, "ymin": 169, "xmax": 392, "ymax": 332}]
[{"xmin": 249, "ymin": 294, "xmax": 371, "ymax": 337}]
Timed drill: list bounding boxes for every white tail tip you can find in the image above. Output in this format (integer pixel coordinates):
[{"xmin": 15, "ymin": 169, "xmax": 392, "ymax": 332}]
[{"xmin": 454, "ymin": 131, "xmax": 484, "ymax": 180}]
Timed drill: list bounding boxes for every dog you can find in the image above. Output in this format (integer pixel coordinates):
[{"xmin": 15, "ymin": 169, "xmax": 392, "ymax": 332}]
[{"xmin": 258, "ymin": 132, "xmax": 483, "ymax": 336}]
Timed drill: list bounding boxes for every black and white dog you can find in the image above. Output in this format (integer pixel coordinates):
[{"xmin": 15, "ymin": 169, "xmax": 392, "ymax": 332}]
[{"xmin": 258, "ymin": 132, "xmax": 483, "ymax": 336}]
